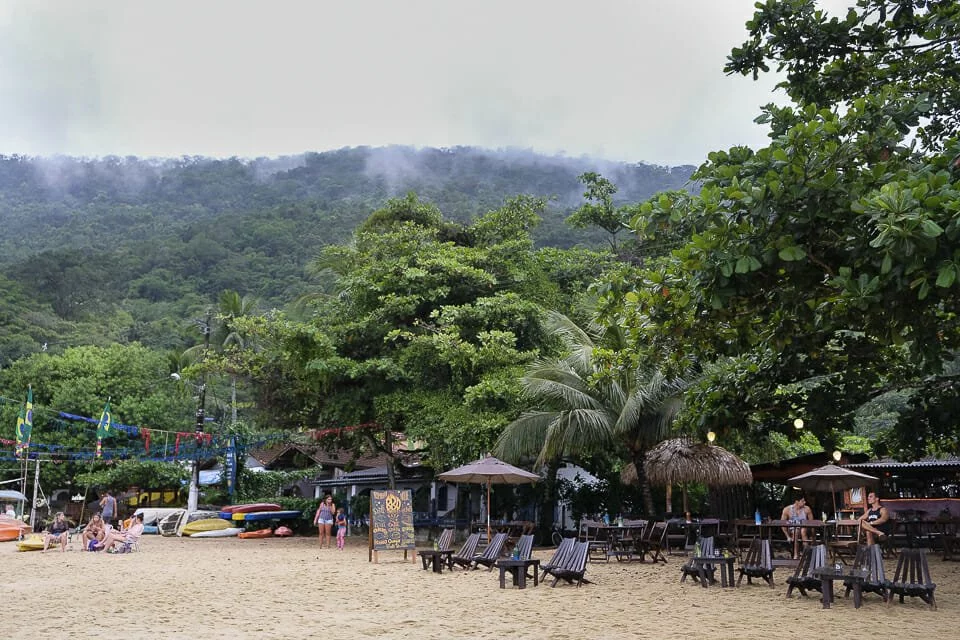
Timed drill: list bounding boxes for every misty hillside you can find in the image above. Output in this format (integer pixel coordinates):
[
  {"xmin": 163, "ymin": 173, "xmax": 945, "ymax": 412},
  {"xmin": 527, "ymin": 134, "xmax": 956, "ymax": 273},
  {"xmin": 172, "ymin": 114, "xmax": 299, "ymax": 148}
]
[{"xmin": 0, "ymin": 146, "xmax": 694, "ymax": 363}]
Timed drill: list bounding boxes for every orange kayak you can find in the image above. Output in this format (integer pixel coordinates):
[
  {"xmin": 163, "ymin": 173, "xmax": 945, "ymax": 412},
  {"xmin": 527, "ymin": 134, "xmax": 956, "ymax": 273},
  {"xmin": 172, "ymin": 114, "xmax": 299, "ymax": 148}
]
[{"xmin": 238, "ymin": 528, "xmax": 272, "ymax": 539}]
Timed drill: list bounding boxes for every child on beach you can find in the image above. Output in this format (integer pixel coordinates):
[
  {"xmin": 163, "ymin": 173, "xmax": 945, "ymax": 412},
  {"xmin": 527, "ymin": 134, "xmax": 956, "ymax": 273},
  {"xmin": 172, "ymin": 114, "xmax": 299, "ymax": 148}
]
[{"xmin": 335, "ymin": 508, "xmax": 347, "ymax": 550}]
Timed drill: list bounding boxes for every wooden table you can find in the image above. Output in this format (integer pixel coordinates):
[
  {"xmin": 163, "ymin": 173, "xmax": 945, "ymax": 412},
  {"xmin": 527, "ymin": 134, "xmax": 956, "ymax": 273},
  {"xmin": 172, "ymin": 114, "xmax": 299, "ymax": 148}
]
[
  {"xmin": 811, "ymin": 566, "xmax": 868, "ymax": 609},
  {"xmin": 419, "ymin": 549, "xmax": 453, "ymax": 573},
  {"xmin": 593, "ymin": 524, "xmax": 647, "ymax": 561},
  {"xmin": 761, "ymin": 520, "xmax": 828, "ymax": 562},
  {"xmin": 496, "ymin": 558, "xmax": 540, "ymax": 589},
  {"xmin": 692, "ymin": 555, "xmax": 737, "ymax": 588}
]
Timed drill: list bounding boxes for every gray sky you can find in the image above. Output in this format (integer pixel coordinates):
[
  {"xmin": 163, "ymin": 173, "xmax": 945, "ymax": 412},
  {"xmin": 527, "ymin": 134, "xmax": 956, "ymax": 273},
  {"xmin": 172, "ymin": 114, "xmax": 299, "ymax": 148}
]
[{"xmin": 0, "ymin": 0, "xmax": 850, "ymax": 166}]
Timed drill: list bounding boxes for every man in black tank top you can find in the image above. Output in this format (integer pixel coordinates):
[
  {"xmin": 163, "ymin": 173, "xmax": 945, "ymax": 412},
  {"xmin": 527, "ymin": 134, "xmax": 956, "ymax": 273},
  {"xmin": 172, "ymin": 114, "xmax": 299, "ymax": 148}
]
[{"xmin": 858, "ymin": 492, "xmax": 890, "ymax": 545}]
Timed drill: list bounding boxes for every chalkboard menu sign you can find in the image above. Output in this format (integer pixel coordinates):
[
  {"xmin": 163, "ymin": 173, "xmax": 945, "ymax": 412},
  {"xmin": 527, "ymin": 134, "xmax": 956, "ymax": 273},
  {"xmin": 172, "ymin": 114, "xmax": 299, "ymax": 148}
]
[{"xmin": 369, "ymin": 489, "xmax": 415, "ymax": 561}]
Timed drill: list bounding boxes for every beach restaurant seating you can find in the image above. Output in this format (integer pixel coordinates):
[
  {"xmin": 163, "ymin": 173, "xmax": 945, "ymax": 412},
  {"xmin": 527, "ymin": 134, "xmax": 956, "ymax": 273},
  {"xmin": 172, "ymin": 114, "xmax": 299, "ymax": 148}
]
[
  {"xmin": 828, "ymin": 521, "xmax": 861, "ymax": 565},
  {"xmin": 885, "ymin": 548, "xmax": 937, "ymax": 610},
  {"xmin": 785, "ymin": 544, "xmax": 826, "ymax": 598},
  {"xmin": 845, "ymin": 544, "xmax": 886, "ymax": 602},
  {"xmin": 513, "ymin": 534, "xmax": 534, "ymax": 561},
  {"xmin": 639, "ymin": 522, "xmax": 668, "ymax": 564},
  {"xmin": 472, "ymin": 532, "xmax": 509, "ymax": 571},
  {"xmin": 680, "ymin": 537, "xmax": 716, "ymax": 586},
  {"xmin": 550, "ymin": 541, "xmax": 591, "ymax": 588},
  {"xmin": 542, "ymin": 537, "xmax": 575, "ymax": 578},
  {"xmin": 737, "ymin": 538, "xmax": 774, "ymax": 587},
  {"xmin": 450, "ymin": 533, "xmax": 481, "ymax": 569}
]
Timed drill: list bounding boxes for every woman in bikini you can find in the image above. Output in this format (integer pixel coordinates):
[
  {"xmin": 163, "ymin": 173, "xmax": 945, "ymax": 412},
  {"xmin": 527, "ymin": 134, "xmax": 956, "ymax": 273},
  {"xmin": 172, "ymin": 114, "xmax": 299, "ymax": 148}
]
[{"xmin": 81, "ymin": 513, "xmax": 105, "ymax": 550}]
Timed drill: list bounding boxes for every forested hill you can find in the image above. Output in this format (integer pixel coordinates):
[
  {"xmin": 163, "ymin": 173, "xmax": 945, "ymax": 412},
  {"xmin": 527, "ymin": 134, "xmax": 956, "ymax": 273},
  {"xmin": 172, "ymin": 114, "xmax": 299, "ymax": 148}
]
[{"xmin": 0, "ymin": 146, "xmax": 693, "ymax": 363}]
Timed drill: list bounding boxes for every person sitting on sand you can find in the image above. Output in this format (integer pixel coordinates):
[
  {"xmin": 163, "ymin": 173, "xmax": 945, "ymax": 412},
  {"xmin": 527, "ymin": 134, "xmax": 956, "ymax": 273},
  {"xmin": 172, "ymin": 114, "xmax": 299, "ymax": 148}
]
[
  {"xmin": 81, "ymin": 513, "xmax": 106, "ymax": 550},
  {"xmin": 780, "ymin": 495, "xmax": 813, "ymax": 543},
  {"xmin": 859, "ymin": 491, "xmax": 890, "ymax": 545},
  {"xmin": 43, "ymin": 512, "xmax": 71, "ymax": 553},
  {"xmin": 98, "ymin": 513, "xmax": 144, "ymax": 552}
]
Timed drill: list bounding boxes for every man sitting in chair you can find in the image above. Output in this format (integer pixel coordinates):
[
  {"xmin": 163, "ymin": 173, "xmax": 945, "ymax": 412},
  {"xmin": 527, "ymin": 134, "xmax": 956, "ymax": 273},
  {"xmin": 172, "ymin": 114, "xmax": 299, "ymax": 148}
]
[
  {"xmin": 781, "ymin": 495, "xmax": 814, "ymax": 550},
  {"xmin": 42, "ymin": 512, "xmax": 71, "ymax": 553},
  {"xmin": 97, "ymin": 513, "xmax": 144, "ymax": 552},
  {"xmin": 858, "ymin": 492, "xmax": 890, "ymax": 545}
]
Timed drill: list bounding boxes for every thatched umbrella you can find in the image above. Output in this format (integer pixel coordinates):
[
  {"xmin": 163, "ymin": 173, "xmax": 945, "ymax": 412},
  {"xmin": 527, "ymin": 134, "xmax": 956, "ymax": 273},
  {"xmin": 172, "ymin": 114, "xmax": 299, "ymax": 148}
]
[{"xmin": 636, "ymin": 438, "xmax": 752, "ymax": 514}]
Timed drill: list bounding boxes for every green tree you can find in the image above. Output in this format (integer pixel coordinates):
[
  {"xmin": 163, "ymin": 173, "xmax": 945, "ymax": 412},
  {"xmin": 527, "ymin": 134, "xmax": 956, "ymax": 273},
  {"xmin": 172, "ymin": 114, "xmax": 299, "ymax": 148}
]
[{"xmin": 494, "ymin": 312, "xmax": 687, "ymax": 516}]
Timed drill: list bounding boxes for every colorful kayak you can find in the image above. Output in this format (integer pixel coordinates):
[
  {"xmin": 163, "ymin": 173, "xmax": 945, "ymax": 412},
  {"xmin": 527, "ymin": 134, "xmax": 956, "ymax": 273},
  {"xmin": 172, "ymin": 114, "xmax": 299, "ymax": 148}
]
[
  {"xmin": 219, "ymin": 503, "xmax": 281, "ymax": 514},
  {"xmin": 231, "ymin": 510, "xmax": 301, "ymax": 522},
  {"xmin": 190, "ymin": 527, "xmax": 243, "ymax": 538},
  {"xmin": 237, "ymin": 528, "xmax": 272, "ymax": 539},
  {"xmin": 181, "ymin": 518, "xmax": 232, "ymax": 536}
]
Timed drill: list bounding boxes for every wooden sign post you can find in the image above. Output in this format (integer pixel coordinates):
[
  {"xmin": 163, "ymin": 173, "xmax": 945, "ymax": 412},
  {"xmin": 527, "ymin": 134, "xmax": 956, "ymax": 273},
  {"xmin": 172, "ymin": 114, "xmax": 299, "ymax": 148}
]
[{"xmin": 368, "ymin": 489, "xmax": 416, "ymax": 563}]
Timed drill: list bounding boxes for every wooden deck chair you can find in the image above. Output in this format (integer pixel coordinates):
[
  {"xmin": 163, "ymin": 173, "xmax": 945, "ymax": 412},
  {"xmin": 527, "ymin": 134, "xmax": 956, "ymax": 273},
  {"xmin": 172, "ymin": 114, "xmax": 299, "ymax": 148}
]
[
  {"xmin": 449, "ymin": 533, "xmax": 481, "ymax": 569},
  {"xmin": 640, "ymin": 522, "xmax": 668, "ymax": 564},
  {"xmin": 829, "ymin": 521, "xmax": 861, "ymax": 565},
  {"xmin": 435, "ymin": 528, "xmax": 454, "ymax": 552},
  {"xmin": 785, "ymin": 544, "xmax": 826, "ymax": 598},
  {"xmin": 541, "ymin": 537, "xmax": 575, "ymax": 578},
  {"xmin": 737, "ymin": 538, "xmax": 774, "ymax": 587},
  {"xmin": 885, "ymin": 548, "xmax": 936, "ymax": 610},
  {"xmin": 551, "ymin": 541, "xmax": 591, "ymax": 588},
  {"xmin": 845, "ymin": 544, "xmax": 886, "ymax": 602},
  {"xmin": 514, "ymin": 534, "xmax": 534, "ymax": 561},
  {"xmin": 680, "ymin": 537, "xmax": 715, "ymax": 585},
  {"xmin": 472, "ymin": 532, "xmax": 508, "ymax": 571}
]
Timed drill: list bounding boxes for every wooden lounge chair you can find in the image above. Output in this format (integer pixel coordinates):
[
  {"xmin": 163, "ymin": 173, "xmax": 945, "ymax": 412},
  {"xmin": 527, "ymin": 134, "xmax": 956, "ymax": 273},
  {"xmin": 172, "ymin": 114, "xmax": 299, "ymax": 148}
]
[
  {"xmin": 737, "ymin": 538, "xmax": 774, "ymax": 587},
  {"xmin": 514, "ymin": 534, "xmax": 534, "ymax": 561},
  {"xmin": 551, "ymin": 541, "xmax": 591, "ymax": 588},
  {"xmin": 418, "ymin": 528, "xmax": 455, "ymax": 571},
  {"xmin": 845, "ymin": 544, "xmax": 886, "ymax": 602},
  {"xmin": 785, "ymin": 544, "xmax": 826, "ymax": 598},
  {"xmin": 885, "ymin": 548, "xmax": 936, "ymax": 609},
  {"xmin": 449, "ymin": 533, "xmax": 481, "ymax": 569},
  {"xmin": 542, "ymin": 537, "xmax": 575, "ymax": 578},
  {"xmin": 639, "ymin": 522, "xmax": 668, "ymax": 564},
  {"xmin": 472, "ymin": 532, "xmax": 509, "ymax": 571},
  {"xmin": 680, "ymin": 537, "xmax": 715, "ymax": 586}
]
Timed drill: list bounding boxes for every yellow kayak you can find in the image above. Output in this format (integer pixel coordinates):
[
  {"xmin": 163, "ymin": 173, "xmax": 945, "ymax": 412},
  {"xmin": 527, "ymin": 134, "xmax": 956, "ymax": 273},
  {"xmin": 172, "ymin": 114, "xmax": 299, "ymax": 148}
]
[
  {"xmin": 181, "ymin": 518, "xmax": 231, "ymax": 536},
  {"xmin": 17, "ymin": 534, "xmax": 46, "ymax": 552}
]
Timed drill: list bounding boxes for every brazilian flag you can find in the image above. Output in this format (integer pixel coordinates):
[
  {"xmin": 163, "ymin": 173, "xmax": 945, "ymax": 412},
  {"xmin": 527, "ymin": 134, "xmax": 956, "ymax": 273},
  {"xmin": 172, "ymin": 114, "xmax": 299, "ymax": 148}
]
[
  {"xmin": 95, "ymin": 401, "xmax": 111, "ymax": 459},
  {"xmin": 14, "ymin": 387, "xmax": 32, "ymax": 458}
]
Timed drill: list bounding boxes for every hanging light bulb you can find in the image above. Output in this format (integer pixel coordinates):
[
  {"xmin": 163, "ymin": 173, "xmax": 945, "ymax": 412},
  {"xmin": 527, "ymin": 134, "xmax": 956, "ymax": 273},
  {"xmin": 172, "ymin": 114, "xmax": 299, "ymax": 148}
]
[
  {"xmin": 706, "ymin": 431, "xmax": 716, "ymax": 443},
  {"xmin": 793, "ymin": 418, "xmax": 804, "ymax": 430},
  {"xmin": 832, "ymin": 450, "xmax": 842, "ymax": 462}
]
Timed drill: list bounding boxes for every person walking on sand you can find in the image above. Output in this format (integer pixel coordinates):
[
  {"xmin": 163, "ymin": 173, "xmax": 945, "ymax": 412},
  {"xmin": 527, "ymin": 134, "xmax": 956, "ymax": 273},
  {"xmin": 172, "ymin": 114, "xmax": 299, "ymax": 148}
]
[
  {"xmin": 100, "ymin": 490, "xmax": 117, "ymax": 527},
  {"xmin": 314, "ymin": 494, "xmax": 335, "ymax": 549},
  {"xmin": 335, "ymin": 507, "xmax": 347, "ymax": 551}
]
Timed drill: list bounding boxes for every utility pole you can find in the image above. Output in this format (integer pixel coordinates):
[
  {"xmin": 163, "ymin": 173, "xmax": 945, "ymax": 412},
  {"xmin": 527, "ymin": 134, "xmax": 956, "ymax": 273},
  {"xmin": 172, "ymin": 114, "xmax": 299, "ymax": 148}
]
[
  {"xmin": 29, "ymin": 458, "xmax": 40, "ymax": 530},
  {"xmin": 186, "ymin": 312, "xmax": 211, "ymax": 513}
]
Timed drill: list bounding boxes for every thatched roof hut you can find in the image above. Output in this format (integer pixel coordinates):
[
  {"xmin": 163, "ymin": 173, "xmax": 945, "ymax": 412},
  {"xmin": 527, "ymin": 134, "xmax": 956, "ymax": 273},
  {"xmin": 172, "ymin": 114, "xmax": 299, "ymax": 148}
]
[{"xmin": 644, "ymin": 438, "xmax": 752, "ymax": 487}]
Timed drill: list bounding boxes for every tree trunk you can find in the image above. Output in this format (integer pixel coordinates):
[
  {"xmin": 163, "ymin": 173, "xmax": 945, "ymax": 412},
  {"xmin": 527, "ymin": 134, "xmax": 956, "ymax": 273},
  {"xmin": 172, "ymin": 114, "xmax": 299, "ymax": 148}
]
[
  {"xmin": 633, "ymin": 450, "xmax": 656, "ymax": 517},
  {"xmin": 538, "ymin": 459, "xmax": 560, "ymax": 542},
  {"xmin": 665, "ymin": 484, "xmax": 673, "ymax": 514},
  {"xmin": 231, "ymin": 375, "xmax": 238, "ymax": 425}
]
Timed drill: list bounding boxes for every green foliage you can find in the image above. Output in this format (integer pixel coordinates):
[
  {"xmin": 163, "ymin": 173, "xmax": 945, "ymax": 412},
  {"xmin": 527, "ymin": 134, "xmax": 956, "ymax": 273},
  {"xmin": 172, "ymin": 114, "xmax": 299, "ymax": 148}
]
[{"xmin": 75, "ymin": 460, "xmax": 188, "ymax": 491}]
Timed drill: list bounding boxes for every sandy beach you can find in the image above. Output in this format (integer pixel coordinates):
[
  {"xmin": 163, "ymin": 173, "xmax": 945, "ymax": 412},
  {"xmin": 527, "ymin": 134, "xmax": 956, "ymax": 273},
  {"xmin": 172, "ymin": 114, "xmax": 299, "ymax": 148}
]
[{"xmin": 3, "ymin": 535, "xmax": 957, "ymax": 640}]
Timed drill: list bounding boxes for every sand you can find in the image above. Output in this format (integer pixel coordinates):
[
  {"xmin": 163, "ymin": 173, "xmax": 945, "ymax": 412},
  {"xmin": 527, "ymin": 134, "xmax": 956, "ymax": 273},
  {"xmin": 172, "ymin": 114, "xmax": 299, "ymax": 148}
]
[{"xmin": 3, "ymin": 535, "xmax": 958, "ymax": 639}]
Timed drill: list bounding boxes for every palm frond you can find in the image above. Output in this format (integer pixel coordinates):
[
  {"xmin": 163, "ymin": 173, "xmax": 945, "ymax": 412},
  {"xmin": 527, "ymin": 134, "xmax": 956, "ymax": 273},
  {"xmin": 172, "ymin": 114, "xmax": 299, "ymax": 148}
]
[{"xmin": 494, "ymin": 411, "xmax": 558, "ymax": 464}]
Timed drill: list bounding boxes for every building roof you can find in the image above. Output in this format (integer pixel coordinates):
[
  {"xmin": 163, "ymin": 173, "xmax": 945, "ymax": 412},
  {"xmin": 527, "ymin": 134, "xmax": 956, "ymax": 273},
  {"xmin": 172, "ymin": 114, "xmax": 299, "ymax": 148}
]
[
  {"xmin": 313, "ymin": 465, "xmax": 433, "ymax": 488},
  {"xmin": 749, "ymin": 451, "xmax": 870, "ymax": 484},
  {"xmin": 845, "ymin": 455, "xmax": 960, "ymax": 470}
]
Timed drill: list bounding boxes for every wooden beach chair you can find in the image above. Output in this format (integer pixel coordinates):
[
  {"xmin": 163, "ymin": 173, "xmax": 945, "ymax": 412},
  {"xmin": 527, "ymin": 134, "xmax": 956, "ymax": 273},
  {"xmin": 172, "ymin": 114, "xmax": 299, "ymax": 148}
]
[
  {"xmin": 418, "ymin": 528, "xmax": 454, "ymax": 572},
  {"xmin": 829, "ymin": 521, "xmax": 861, "ymax": 565},
  {"xmin": 514, "ymin": 534, "xmax": 534, "ymax": 561},
  {"xmin": 449, "ymin": 533, "xmax": 481, "ymax": 569},
  {"xmin": 785, "ymin": 544, "xmax": 826, "ymax": 598},
  {"xmin": 550, "ymin": 541, "xmax": 591, "ymax": 588},
  {"xmin": 737, "ymin": 538, "xmax": 774, "ymax": 587},
  {"xmin": 541, "ymin": 537, "xmax": 575, "ymax": 579},
  {"xmin": 680, "ymin": 537, "xmax": 715, "ymax": 586},
  {"xmin": 472, "ymin": 532, "xmax": 509, "ymax": 571},
  {"xmin": 845, "ymin": 544, "xmax": 886, "ymax": 602},
  {"xmin": 885, "ymin": 548, "xmax": 936, "ymax": 609},
  {"xmin": 639, "ymin": 522, "xmax": 668, "ymax": 564}
]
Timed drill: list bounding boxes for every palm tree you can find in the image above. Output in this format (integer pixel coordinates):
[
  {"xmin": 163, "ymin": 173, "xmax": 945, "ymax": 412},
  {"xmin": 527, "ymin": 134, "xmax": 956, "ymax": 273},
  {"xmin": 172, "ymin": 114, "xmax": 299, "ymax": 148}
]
[{"xmin": 494, "ymin": 311, "xmax": 687, "ymax": 516}]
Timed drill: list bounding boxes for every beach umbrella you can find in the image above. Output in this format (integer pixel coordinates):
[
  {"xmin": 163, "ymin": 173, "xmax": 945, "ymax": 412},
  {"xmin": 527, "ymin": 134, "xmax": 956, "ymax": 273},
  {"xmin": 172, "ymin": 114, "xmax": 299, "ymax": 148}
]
[
  {"xmin": 437, "ymin": 455, "xmax": 539, "ymax": 541},
  {"xmin": 788, "ymin": 464, "xmax": 878, "ymax": 516},
  {"xmin": 639, "ymin": 438, "xmax": 753, "ymax": 513}
]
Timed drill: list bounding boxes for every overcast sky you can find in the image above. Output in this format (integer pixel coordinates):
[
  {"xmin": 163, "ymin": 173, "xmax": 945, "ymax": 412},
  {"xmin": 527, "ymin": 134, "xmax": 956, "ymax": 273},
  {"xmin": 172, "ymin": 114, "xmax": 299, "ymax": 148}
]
[{"xmin": 0, "ymin": 0, "xmax": 851, "ymax": 166}]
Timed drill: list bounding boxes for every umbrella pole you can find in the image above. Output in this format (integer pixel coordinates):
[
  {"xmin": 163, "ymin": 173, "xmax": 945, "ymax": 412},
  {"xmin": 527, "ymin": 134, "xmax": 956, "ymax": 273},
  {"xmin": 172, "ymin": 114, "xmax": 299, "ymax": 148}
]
[
  {"xmin": 486, "ymin": 481, "xmax": 491, "ymax": 543},
  {"xmin": 665, "ymin": 485, "xmax": 673, "ymax": 514},
  {"xmin": 682, "ymin": 484, "xmax": 688, "ymax": 514}
]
